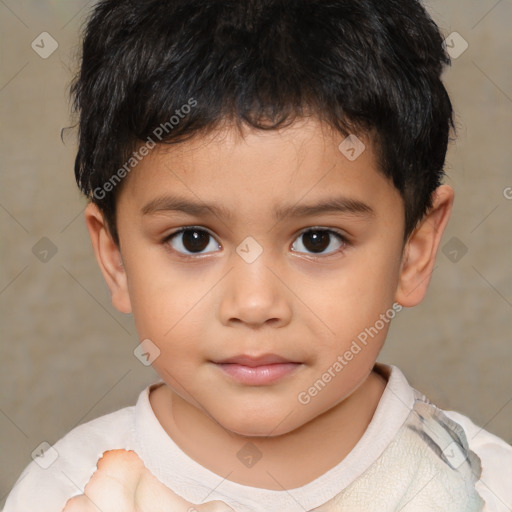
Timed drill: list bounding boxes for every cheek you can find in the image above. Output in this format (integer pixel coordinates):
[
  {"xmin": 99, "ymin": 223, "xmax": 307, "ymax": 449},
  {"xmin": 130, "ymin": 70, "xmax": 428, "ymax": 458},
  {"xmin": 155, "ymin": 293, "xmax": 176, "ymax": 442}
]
[
  {"xmin": 303, "ymin": 247, "xmax": 401, "ymax": 373},
  {"xmin": 312, "ymin": 256, "xmax": 400, "ymax": 332},
  {"xmin": 126, "ymin": 260, "xmax": 207, "ymax": 344}
]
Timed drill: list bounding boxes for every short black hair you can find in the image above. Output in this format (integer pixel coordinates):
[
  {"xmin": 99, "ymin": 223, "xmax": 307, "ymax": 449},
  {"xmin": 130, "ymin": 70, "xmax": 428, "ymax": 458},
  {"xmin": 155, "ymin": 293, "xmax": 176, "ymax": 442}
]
[{"xmin": 72, "ymin": 0, "xmax": 453, "ymax": 247}]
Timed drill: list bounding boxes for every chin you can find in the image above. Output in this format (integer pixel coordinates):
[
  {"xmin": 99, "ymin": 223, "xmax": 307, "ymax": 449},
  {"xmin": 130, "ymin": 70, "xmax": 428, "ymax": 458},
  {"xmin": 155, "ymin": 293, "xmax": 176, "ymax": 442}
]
[
  {"xmin": 216, "ymin": 409, "xmax": 300, "ymax": 438},
  {"xmin": 229, "ymin": 425, "xmax": 287, "ymax": 438}
]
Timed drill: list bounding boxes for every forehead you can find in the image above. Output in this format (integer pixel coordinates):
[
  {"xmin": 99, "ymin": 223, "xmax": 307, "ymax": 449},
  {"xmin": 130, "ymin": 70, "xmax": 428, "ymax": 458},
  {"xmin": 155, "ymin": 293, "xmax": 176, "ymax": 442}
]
[{"xmin": 116, "ymin": 118, "xmax": 402, "ymax": 221}]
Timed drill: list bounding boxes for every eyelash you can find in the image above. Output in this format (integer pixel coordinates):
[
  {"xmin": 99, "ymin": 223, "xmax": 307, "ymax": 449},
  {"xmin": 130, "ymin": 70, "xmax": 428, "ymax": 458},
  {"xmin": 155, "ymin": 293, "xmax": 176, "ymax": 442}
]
[{"xmin": 162, "ymin": 226, "xmax": 350, "ymax": 259}]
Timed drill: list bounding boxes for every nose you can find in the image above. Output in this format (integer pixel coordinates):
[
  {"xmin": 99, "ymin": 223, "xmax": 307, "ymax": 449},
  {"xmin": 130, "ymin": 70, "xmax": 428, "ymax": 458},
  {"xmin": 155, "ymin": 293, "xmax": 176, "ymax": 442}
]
[{"xmin": 218, "ymin": 253, "xmax": 293, "ymax": 329}]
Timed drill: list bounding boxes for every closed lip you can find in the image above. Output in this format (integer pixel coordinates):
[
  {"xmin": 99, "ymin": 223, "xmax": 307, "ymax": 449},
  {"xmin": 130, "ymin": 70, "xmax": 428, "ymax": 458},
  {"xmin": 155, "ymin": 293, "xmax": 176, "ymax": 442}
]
[{"xmin": 213, "ymin": 354, "xmax": 299, "ymax": 367}]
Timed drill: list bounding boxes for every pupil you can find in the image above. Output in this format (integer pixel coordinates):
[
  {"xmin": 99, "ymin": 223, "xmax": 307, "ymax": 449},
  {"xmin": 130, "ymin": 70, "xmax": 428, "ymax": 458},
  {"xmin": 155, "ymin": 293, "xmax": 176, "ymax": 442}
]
[
  {"xmin": 303, "ymin": 231, "xmax": 329, "ymax": 253},
  {"xmin": 183, "ymin": 230, "xmax": 209, "ymax": 252}
]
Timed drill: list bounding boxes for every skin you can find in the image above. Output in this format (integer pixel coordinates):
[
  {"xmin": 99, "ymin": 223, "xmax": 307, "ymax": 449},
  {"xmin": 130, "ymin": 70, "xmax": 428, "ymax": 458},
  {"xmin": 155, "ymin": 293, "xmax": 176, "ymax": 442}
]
[
  {"xmin": 76, "ymin": 117, "xmax": 453, "ymax": 507},
  {"xmin": 63, "ymin": 449, "xmax": 236, "ymax": 511}
]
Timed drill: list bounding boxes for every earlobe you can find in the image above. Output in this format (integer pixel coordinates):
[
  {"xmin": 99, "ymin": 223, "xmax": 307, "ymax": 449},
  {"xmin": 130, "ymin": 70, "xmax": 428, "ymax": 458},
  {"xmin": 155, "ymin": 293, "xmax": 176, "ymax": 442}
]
[
  {"xmin": 395, "ymin": 185, "xmax": 454, "ymax": 307},
  {"xmin": 84, "ymin": 203, "xmax": 132, "ymax": 314}
]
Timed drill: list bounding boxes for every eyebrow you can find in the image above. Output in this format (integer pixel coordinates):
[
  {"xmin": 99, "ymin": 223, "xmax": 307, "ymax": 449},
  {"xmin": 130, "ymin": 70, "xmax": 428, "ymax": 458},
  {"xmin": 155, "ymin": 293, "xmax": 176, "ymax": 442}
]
[{"xmin": 141, "ymin": 194, "xmax": 374, "ymax": 221}]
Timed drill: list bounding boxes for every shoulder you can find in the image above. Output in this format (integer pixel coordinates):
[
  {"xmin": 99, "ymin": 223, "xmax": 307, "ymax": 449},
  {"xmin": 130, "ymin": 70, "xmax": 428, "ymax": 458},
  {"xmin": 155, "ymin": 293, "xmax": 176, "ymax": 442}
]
[
  {"xmin": 3, "ymin": 402, "xmax": 139, "ymax": 512},
  {"xmin": 376, "ymin": 364, "xmax": 512, "ymax": 511},
  {"xmin": 443, "ymin": 409, "xmax": 512, "ymax": 512}
]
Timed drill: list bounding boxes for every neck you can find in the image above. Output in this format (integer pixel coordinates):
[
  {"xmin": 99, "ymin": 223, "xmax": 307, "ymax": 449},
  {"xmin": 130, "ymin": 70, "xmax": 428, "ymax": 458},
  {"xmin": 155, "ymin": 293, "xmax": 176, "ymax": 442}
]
[{"xmin": 150, "ymin": 369, "xmax": 387, "ymax": 490}]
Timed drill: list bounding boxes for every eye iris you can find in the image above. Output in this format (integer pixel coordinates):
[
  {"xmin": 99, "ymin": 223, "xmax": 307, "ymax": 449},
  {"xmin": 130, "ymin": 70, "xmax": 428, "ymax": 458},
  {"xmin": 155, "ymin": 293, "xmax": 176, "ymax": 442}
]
[
  {"xmin": 182, "ymin": 230, "xmax": 209, "ymax": 252},
  {"xmin": 303, "ymin": 230, "xmax": 330, "ymax": 253}
]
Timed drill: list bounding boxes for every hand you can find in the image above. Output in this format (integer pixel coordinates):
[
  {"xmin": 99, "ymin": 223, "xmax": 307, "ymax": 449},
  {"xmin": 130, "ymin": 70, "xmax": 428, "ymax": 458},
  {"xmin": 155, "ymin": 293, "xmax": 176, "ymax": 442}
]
[{"xmin": 62, "ymin": 449, "xmax": 236, "ymax": 512}]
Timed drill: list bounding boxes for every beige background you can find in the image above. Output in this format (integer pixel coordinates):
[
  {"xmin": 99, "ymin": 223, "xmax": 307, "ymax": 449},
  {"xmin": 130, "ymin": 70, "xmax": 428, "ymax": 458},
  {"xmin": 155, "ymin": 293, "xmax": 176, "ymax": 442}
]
[{"xmin": 1, "ymin": 0, "xmax": 511, "ymax": 506}]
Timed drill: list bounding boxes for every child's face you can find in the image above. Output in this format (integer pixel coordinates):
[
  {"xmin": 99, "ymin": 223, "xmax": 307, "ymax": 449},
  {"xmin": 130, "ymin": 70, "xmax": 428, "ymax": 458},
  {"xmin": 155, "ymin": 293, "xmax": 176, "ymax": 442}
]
[{"xmin": 98, "ymin": 119, "xmax": 410, "ymax": 436}]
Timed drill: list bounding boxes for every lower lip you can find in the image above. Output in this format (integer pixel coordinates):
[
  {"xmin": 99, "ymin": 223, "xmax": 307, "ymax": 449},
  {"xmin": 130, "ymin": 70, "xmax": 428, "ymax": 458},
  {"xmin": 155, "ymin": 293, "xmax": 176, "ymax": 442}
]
[{"xmin": 215, "ymin": 363, "xmax": 301, "ymax": 385}]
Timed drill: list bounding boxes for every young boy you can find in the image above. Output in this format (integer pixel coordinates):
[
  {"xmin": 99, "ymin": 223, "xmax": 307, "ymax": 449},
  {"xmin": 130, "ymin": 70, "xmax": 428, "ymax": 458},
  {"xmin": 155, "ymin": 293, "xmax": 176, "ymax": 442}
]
[{"xmin": 4, "ymin": 0, "xmax": 511, "ymax": 510}]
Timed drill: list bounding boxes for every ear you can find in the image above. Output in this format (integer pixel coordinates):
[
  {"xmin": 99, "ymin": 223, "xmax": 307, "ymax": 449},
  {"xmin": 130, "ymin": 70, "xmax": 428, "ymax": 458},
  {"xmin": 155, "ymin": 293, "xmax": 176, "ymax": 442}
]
[
  {"xmin": 395, "ymin": 185, "xmax": 454, "ymax": 307},
  {"xmin": 84, "ymin": 203, "xmax": 132, "ymax": 314}
]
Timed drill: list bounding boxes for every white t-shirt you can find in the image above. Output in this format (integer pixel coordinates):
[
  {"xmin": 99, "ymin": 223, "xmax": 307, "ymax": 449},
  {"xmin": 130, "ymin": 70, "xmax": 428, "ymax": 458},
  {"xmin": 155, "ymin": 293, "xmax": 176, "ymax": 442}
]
[{"xmin": 3, "ymin": 364, "xmax": 512, "ymax": 511}]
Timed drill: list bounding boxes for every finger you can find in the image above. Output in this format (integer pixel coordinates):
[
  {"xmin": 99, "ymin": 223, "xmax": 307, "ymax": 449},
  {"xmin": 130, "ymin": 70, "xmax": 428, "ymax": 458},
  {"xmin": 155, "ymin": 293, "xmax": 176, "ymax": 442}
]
[
  {"xmin": 192, "ymin": 500, "xmax": 238, "ymax": 512},
  {"xmin": 84, "ymin": 449, "xmax": 146, "ymax": 503},
  {"xmin": 134, "ymin": 466, "xmax": 201, "ymax": 512},
  {"xmin": 61, "ymin": 494, "xmax": 102, "ymax": 512},
  {"xmin": 133, "ymin": 462, "xmax": 236, "ymax": 512},
  {"xmin": 66, "ymin": 450, "xmax": 144, "ymax": 510},
  {"xmin": 65, "ymin": 449, "xmax": 235, "ymax": 512},
  {"xmin": 94, "ymin": 449, "xmax": 145, "ymax": 488}
]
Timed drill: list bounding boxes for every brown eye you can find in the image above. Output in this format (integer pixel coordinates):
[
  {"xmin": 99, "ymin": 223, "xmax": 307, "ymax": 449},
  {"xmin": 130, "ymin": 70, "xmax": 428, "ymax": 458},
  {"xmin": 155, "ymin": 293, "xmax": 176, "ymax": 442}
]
[
  {"xmin": 302, "ymin": 230, "xmax": 330, "ymax": 253},
  {"xmin": 182, "ymin": 229, "xmax": 210, "ymax": 252},
  {"xmin": 291, "ymin": 229, "xmax": 345, "ymax": 255},
  {"xmin": 167, "ymin": 228, "xmax": 220, "ymax": 255}
]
